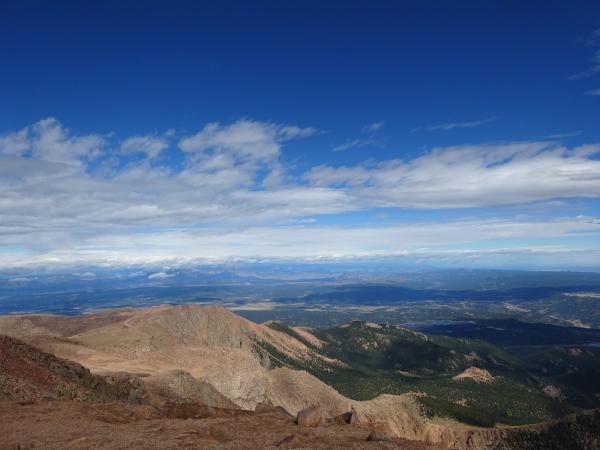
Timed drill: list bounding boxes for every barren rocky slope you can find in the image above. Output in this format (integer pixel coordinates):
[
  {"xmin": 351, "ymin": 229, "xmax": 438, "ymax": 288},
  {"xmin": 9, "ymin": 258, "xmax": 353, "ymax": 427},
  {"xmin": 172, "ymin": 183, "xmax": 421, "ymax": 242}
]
[
  {"xmin": 1, "ymin": 304, "xmax": 599, "ymax": 449},
  {"xmin": 0, "ymin": 334, "xmax": 141, "ymax": 403},
  {"xmin": 0, "ymin": 305, "xmax": 411, "ymax": 416}
]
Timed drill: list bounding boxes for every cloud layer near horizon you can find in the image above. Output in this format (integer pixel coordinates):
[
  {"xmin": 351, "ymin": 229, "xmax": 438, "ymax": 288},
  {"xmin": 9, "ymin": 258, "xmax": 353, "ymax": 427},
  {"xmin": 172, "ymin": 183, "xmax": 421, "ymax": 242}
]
[{"xmin": 1, "ymin": 117, "xmax": 600, "ymax": 267}]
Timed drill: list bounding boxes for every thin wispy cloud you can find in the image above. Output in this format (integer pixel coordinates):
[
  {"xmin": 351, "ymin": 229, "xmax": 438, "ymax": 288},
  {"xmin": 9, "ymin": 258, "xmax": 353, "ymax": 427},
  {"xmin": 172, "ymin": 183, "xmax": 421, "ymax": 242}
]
[
  {"xmin": 361, "ymin": 121, "xmax": 385, "ymax": 133},
  {"xmin": 586, "ymin": 88, "xmax": 600, "ymax": 96},
  {"xmin": 534, "ymin": 130, "xmax": 582, "ymax": 140},
  {"xmin": 569, "ymin": 59, "xmax": 600, "ymax": 81},
  {"xmin": 576, "ymin": 27, "xmax": 600, "ymax": 47},
  {"xmin": 412, "ymin": 116, "xmax": 497, "ymax": 132},
  {"xmin": 332, "ymin": 121, "xmax": 385, "ymax": 151},
  {"xmin": 332, "ymin": 137, "xmax": 377, "ymax": 152},
  {"xmin": 569, "ymin": 28, "xmax": 600, "ymax": 81}
]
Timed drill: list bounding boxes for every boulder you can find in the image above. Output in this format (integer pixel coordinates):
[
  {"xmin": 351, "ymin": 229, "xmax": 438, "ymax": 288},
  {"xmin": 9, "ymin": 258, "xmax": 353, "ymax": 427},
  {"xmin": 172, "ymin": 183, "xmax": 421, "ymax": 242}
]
[
  {"xmin": 329, "ymin": 407, "xmax": 358, "ymax": 425},
  {"xmin": 367, "ymin": 431, "xmax": 393, "ymax": 442},
  {"xmin": 295, "ymin": 405, "xmax": 322, "ymax": 427}
]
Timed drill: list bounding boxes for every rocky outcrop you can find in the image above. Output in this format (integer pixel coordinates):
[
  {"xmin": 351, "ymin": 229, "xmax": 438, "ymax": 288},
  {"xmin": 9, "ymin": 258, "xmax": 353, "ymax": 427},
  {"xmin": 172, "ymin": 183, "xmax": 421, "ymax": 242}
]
[{"xmin": 330, "ymin": 408, "xmax": 358, "ymax": 425}]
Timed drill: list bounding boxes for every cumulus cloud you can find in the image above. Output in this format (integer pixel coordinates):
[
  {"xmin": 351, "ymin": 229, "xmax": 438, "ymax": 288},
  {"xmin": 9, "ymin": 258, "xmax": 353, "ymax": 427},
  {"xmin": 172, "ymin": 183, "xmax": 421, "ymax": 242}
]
[
  {"xmin": 1, "ymin": 117, "xmax": 599, "ymax": 266},
  {"xmin": 176, "ymin": 119, "xmax": 316, "ymax": 190},
  {"xmin": 120, "ymin": 135, "xmax": 169, "ymax": 158},
  {"xmin": 0, "ymin": 118, "xmax": 105, "ymax": 164},
  {"xmin": 0, "ymin": 117, "xmax": 327, "ymax": 251},
  {"xmin": 179, "ymin": 119, "xmax": 314, "ymax": 164}
]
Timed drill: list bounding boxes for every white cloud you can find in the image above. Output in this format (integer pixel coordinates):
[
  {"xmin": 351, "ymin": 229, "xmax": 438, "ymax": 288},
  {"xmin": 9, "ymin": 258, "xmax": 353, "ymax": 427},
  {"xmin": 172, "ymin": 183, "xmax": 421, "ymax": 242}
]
[
  {"xmin": 307, "ymin": 141, "xmax": 600, "ymax": 208},
  {"xmin": 412, "ymin": 117, "xmax": 496, "ymax": 132},
  {"xmin": 0, "ymin": 128, "xmax": 29, "ymax": 156},
  {"xmin": 2, "ymin": 216, "xmax": 599, "ymax": 267},
  {"xmin": 1, "ymin": 118, "xmax": 600, "ymax": 266},
  {"xmin": 179, "ymin": 119, "xmax": 314, "ymax": 164},
  {"xmin": 177, "ymin": 119, "xmax": 315, "ymax": 190},
  {"xmin": 148, "ymin": 271, "xmax": 171, "ymax": 279},
  {"xmin": 585, "ymin": 88, "xmax": 600, "ymax": 96},
  {"xmin": 0, "ymin": 118, "xmax": 105, "ymax": 164},
  {"xmin": 120, "ymin": 135, "xmax": 169, "ymax": 158},
  {"xmin": 278, "ymin": 124, "xmax": 317, "ymax": 140}
]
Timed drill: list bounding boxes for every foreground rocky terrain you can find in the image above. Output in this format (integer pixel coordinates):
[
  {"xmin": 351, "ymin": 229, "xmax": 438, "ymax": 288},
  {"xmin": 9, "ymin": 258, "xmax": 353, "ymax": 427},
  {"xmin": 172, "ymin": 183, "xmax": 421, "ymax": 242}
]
[
  {"xmin": 0, "ymin": 304, "xmax": 599, "ymax": 449},
  {"xmin": 0, "ymin": 400, "xmax": 443, "ymax": 450}
]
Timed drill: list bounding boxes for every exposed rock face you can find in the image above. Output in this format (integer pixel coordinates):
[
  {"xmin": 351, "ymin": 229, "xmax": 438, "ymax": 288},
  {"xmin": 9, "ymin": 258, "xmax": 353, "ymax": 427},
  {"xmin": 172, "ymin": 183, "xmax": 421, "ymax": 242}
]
[
  {"xmin": 296, "ymin": 405, "xmax": 322, "ymax": 427},
  {"xmin": 452, "ymin": 367, "xmax": 495, "ymax": 384},
  {"xmin": 350, "ymin": 407, "xmax": 358, "ymax": 424}
]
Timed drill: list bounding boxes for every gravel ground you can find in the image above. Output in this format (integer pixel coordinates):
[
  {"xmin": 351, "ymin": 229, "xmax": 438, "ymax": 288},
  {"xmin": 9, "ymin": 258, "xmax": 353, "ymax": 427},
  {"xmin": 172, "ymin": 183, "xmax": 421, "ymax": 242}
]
[{"xmin": 0, "ymin": 400, "xmax": 441, "ymax": 450}]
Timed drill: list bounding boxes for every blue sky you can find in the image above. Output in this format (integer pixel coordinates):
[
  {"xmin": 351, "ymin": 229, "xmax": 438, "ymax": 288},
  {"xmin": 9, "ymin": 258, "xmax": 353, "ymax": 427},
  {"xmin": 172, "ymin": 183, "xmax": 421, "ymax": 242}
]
[{"xmin": 0, "ymin": 1, "xmax": 600, "ymax": 269}]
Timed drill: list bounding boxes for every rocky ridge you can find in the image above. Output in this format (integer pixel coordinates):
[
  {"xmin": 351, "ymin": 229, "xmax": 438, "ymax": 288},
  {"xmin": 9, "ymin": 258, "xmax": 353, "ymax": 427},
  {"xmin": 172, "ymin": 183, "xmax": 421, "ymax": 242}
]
[{"xmin": 1, "ymin": 304, "xmax": 599, "ymax": 449}]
